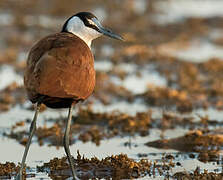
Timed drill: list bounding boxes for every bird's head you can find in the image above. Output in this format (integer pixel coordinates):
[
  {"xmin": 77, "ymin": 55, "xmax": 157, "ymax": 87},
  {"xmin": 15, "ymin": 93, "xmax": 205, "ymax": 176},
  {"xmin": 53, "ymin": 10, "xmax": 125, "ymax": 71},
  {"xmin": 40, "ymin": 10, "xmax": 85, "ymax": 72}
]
[{"xmin": 62, "ymin": 12, "xmax": 123, "ymax": 47}]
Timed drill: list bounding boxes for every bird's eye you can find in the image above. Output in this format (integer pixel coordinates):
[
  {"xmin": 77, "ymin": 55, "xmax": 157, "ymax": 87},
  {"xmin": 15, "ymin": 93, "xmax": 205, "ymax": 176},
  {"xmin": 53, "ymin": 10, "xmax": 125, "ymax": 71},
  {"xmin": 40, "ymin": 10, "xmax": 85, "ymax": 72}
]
[{"xmin": 87, "ymin": 19, "xmax": 95, "ymax": 26}]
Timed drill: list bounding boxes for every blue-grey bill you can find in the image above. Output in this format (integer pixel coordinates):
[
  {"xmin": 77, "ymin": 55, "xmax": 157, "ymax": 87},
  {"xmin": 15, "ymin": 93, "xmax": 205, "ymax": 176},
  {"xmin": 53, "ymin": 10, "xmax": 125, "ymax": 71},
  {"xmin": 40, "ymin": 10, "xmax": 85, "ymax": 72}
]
[
  {"xmin": 92, "ymin": 18, "xmax": 124, "ymax": 41},
  {"xmin": 100, "ymin": 27, "xmax": 124, "ymax": 41}
]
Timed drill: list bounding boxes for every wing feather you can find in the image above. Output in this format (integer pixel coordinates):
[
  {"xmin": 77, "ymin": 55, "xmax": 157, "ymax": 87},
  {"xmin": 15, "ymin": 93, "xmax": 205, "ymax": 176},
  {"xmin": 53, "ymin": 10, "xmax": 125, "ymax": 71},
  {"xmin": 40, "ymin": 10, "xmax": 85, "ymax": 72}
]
[{"xmin": 24, "ymin": 33, "xmax": 95, "ymax": 102}]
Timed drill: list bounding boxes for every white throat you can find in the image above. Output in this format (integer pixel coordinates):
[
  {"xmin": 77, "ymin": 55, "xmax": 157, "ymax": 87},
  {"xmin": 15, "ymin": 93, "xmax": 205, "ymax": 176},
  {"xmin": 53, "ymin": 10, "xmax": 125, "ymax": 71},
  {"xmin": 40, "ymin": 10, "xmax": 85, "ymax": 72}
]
[{"xmin": 65, "ymin": 16, "xmax": 101, "ymax": 48}]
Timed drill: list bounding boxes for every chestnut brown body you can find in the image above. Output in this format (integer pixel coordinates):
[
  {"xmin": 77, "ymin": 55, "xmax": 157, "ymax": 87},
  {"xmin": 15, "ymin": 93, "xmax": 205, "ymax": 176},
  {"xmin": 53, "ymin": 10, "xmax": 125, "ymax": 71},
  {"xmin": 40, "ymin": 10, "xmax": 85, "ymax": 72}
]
[
  {"xmin": 24, "ymin": 32, "xmax": 95, "ymax": 108},
  {"xmin": 17, "ymin": 12, "xmax": 123, "ymax": 180}
]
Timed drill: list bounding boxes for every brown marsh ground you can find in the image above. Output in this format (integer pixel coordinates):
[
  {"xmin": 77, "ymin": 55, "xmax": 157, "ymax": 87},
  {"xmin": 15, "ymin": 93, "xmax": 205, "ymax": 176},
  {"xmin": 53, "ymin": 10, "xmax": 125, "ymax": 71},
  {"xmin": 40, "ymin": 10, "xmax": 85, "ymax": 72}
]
[{"xmin": 1, "ymin": 0, "xmax": 223, "ymax": 179}]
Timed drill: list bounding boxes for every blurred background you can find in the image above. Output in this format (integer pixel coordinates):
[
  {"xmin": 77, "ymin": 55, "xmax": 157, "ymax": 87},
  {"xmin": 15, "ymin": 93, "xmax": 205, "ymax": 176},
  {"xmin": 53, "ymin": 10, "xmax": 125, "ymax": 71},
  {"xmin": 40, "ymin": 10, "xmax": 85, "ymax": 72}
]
[{"xmin": 1, "ymin": 0, "xmax": 223, "ymax": 179}]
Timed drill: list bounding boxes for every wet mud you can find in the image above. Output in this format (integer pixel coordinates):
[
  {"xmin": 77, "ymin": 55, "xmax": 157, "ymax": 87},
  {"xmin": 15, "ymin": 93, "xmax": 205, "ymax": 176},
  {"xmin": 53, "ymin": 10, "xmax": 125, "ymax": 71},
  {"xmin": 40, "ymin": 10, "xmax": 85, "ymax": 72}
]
[{"xmin": 1, "ymin": 0, "xmax": 223, "ymax": 179}]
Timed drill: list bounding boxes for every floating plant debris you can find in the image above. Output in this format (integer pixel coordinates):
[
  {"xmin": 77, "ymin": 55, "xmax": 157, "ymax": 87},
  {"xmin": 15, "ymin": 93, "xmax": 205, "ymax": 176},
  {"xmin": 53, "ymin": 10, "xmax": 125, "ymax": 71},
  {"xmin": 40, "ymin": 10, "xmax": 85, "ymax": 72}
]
[
  {"xmin": 1, "ymin": 0, "xmax": 223, "ymax": 179},
  {"xmin": 37, "ymin": 151, "xmax": 152, "ymax": 179},
  {"xmin": 146, "ymin": 130, "xmax": 223, "ymax": 163},
  {"xmin": 0, "ymin": 162, "xmax": 21, "ymax": 179},
  {"xmin": 6, "ymin": 107, "xmax": 151, "ymax": 146}
]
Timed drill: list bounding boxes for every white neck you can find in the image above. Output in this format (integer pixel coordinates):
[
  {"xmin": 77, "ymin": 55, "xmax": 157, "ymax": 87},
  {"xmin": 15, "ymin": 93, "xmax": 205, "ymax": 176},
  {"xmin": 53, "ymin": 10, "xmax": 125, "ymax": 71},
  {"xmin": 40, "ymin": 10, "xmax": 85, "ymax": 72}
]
[{"xmin": 65, "ymin": 16, "xmax": 101, "ymax": 48}]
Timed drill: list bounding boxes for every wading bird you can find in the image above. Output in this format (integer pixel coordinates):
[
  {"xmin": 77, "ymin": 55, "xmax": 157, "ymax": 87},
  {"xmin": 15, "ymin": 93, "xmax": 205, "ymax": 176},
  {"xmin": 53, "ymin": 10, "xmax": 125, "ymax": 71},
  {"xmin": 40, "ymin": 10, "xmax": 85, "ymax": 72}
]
[{"xmin": 17, "ymin": 12, "xmax": 123, "ymax": 180}]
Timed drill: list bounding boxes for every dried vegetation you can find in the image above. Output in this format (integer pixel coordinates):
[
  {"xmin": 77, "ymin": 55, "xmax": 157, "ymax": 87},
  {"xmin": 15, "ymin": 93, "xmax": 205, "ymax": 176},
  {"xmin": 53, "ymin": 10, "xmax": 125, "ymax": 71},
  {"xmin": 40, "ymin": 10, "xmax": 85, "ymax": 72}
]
[{"xmin": 1, "ymin": 0, "xmax": 223, "ymax": 179}]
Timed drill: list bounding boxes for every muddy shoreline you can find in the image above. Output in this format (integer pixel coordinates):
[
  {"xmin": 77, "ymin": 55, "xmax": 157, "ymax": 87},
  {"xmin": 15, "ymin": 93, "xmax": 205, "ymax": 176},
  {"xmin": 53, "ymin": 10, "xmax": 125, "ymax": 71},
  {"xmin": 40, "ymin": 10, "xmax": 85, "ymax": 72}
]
[{"xmin": 1, "ymin": 0, "xmax": 223, "ymax": 179}]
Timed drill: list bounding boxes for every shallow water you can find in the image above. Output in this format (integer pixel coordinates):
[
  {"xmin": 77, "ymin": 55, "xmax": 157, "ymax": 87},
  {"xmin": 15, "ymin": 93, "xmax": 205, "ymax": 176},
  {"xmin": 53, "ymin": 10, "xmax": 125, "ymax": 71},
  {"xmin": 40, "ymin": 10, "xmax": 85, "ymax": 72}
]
[
  {"xmin": 154, "ymin": 0, "xmax": 223, "ymax": 24},
  {"xmin": 1, "ymin": 0, "xmax": 223, "ymax": 179},
  {"xmin": 0, "ymin": 65, "xmax": 23, "ymax": 91}
]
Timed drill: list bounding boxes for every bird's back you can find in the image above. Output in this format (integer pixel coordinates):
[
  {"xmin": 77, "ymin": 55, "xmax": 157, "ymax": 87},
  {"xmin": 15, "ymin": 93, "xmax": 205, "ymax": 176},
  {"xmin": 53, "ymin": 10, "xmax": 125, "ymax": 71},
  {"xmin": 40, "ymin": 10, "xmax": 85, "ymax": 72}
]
[{"xmin": 24, "ymin": 32, "xmax": 95, "ymax": 108}]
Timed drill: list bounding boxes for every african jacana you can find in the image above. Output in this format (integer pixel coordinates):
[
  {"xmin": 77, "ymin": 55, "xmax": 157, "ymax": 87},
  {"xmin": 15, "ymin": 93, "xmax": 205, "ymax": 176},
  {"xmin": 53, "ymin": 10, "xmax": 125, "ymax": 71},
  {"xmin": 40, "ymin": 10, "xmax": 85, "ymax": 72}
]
[{"xmin": 16, "ymin": 12, "xmax": 123, "ymax": 180}]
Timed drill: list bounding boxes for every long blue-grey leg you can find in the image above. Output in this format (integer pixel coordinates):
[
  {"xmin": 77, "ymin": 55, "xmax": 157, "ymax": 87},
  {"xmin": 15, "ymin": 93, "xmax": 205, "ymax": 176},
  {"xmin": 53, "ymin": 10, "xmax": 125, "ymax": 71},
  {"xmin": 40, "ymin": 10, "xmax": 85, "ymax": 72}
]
[
  {"xmin": 64, "ymin": 102, "xmax": 78, "ymax": 179},
  {"xmin": 16, "ymin": 102, "xmax": 41, "ymax": 180}
]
